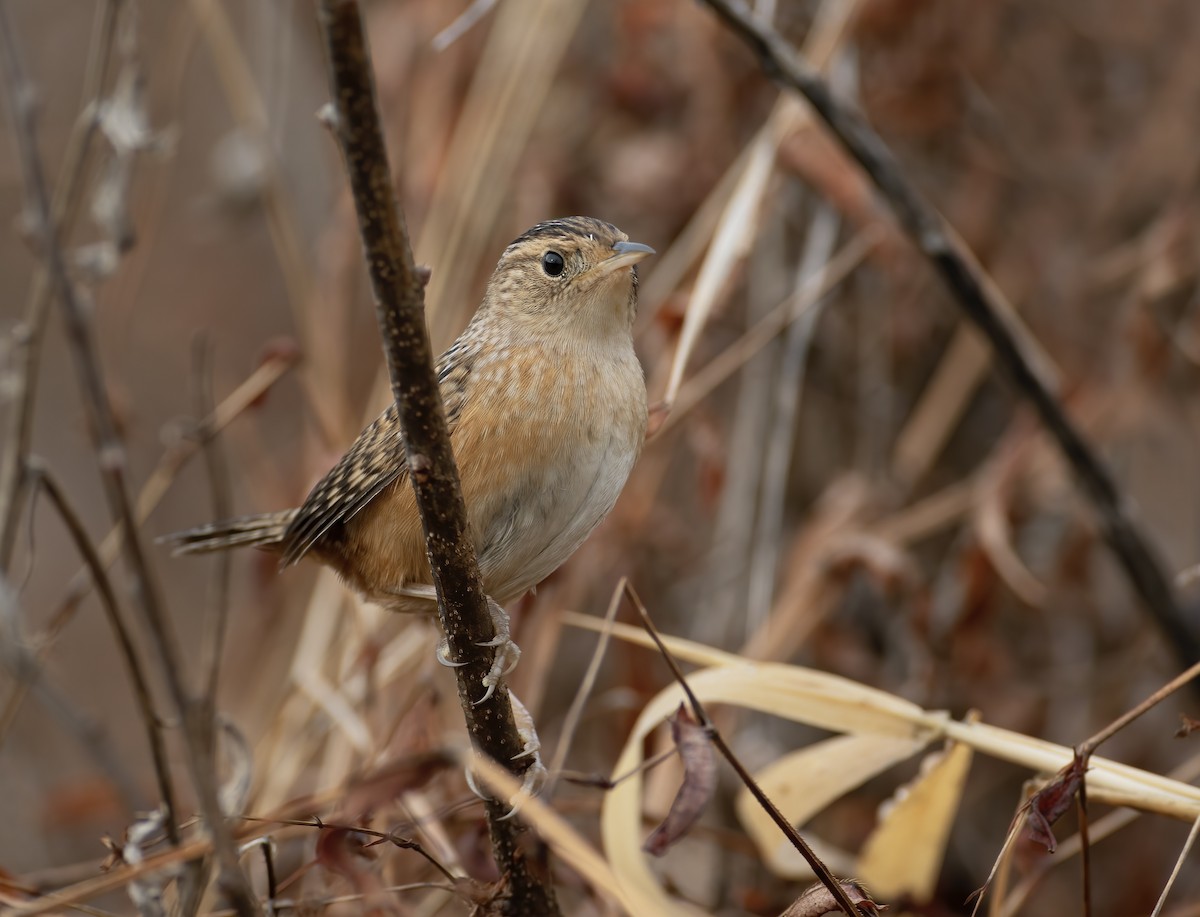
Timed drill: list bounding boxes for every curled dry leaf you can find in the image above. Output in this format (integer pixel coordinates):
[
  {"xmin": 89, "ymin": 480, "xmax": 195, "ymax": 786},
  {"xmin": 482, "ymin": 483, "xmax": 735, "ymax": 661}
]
[
  {"xmin": 778, "ymin": 880, "xmax": 883, "ymax": 917},
  {"xmin": 643, "ymin": 704, "xmax": 717, "ymax": 857},
  {"xmin": 1024, "ymin": 755, "xmax": 1087, "ymax": 853}
]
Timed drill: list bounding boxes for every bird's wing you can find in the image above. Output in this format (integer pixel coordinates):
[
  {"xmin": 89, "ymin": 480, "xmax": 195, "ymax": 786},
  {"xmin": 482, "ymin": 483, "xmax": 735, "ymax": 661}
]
[{"xmin": 279, "ymin": 340, "xmax": 474, "ymax": 566}]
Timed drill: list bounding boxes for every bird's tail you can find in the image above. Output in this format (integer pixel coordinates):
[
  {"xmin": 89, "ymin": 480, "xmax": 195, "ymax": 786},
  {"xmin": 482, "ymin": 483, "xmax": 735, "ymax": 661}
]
[{"xmin": 161, "ymin": 510, "xmax": 296, "ymax": 555}]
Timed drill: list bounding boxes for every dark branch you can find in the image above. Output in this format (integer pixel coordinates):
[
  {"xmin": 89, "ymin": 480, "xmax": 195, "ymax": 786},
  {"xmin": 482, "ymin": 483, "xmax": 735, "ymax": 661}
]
[
  {"xmin": 315, "ymin": 2, "xmax": 559, "ymax": 913},
  {"xmin": 699, "ymin": 0, "xmax": 1197, "ymax": 668}
]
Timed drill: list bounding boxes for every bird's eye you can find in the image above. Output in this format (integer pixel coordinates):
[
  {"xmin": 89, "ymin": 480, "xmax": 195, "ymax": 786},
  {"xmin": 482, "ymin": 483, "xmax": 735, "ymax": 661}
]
[{"xmin": 541, "ymin": 251, "xmax": 565, "ymax": 277}]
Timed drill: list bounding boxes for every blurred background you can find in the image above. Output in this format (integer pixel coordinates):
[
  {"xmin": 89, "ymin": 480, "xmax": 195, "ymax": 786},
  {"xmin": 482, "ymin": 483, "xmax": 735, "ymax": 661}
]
[{"xmin": 4, "ymin": 0, "xmax": 1200, "ymax": 913}]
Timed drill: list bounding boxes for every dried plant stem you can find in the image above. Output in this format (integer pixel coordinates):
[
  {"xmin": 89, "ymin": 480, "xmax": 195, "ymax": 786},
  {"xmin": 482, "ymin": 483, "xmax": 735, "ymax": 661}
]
[
  {"xmin": 0, "ymin": 352, "xmax": 295, "ymax": 752},
  {"xmin": 0, "ymin": 0, "xmax": 121, "ymax": 570},
  {"xmin": 545, "ymin": 578, "xmax": 626, "ymax": 796},
  {"xmin": 699, "ymin": 0, "xmax": 1197, "ymax": 667},
  {"xmin": 192, "ymin": 339, "xmax": 233, "ymax": 704},
  {"xmin": 1078, "ymin": 777, "xmax": 1092, "ymax": 917},
  {"xmin": 627, "ymin": 583, "xmax": 870, "ymax": 916},
  {"xmin": 315, "ymin": 2, "xmax": 559, "ymax": 913},
  {"xmin": 23, "ymin": 459, "xmax": 179, "ymax": 844},
  {"xmin": 0, "ymin": 8, "xmax": 258, "ymax": 914},
  {"xmin": 1080, "ymin": 658, "xmax": 1200, "ymax": 758},
  {"xmin": 0, "ymin": 581, "xmax": 141, "ymax": 812}
]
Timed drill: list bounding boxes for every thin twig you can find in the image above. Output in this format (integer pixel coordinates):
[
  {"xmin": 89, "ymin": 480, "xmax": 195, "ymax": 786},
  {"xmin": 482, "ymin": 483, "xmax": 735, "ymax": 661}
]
[
  {"xmin": 8, "ymin": 751, "xmax": 455, "ymax": 916},
  {"xmin": 23, "ymin": 458, "xmax": 180, "ymax": 844},
  {"xmin": 0, "ymin": 9, "xmax": 259, "ymax": 914},
  {"xmin": 1078, "ymin": 658, "xmax": 1200, "ymax": 759},
  {"xmin": 192, "ymin": 337, "xmax": 233, "ymax": 704},
  {"xmin": 1077, "ymin": 771, "xmax": 1092, "ymax": 917},
  {"xmin": 545, "ymin": 578, "xmax": 626, "ymax": 798},
  {"xmin": 0, "ymin": 351, "xmax": 296, "ymax": 750},
  {"xmin": 747, "ymin": 202, "xmax": 840, "ymax": 628},
  {"xmin": 659, "ymin": 227, "xmax": 878, "ymax": 434},
  {"xmin": 0, "ymin": 578, "xmax": 141, "ymax": 812},
  {"xmin": 1150, "ymin": 811, "xmax": 1200, "ymax": 917},
  {"xmin": 315, "ymin": 3, "xmax": 559, "ymax": 913},
  {"xmin": 0, "ymin": 0, "xmax": 122, "ymax": 570},
  {"xmin": 626, "ymin": 582, "xmax": 869, "ymax": 916},
  {"xmin": 697, "ymin": 0, "xmax": 1198, "ymax": 668}
]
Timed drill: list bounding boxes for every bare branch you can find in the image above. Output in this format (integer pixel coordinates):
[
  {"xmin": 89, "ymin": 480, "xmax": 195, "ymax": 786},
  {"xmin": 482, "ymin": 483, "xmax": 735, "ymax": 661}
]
[
  {"xmin": 0, "ymin": 7, "xmax": 258, "ymax": 913},
  {"xmin": 23, "ymin": 458, "xmax": 180, "ymax": 844},
  {"xmin": 0, "ymin": 0, "xmax": 122, "ymax": 570},
  {"xmin": 315, "ymin": 2, "xmax": 559, "ymax": 913},
  {"xmin": 697, "ymin": 0, "xmax": 1198, "ymax": 668},
  {"xmin": 191, "ymin": 337, "xmax": 233, "ymax": 705}
]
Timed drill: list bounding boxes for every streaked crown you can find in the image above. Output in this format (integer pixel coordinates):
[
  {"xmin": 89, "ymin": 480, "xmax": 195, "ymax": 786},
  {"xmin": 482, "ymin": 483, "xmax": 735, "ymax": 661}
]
[{"xmin": 482, "ymin": 217, "xmax": 654, "ymax": 332}]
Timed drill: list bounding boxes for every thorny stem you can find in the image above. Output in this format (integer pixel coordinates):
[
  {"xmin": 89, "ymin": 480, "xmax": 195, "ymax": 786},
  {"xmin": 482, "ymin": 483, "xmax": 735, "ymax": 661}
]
[{"xmin": 315, "ymin": 2, "xmax": 559, "ymax": 913}]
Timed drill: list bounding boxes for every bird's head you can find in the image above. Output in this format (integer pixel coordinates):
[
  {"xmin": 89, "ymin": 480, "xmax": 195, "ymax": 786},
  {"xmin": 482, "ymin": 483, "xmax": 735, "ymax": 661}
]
[{"xmin": 484, "ymin": 217, "xmax": 654, "ymax": 339}]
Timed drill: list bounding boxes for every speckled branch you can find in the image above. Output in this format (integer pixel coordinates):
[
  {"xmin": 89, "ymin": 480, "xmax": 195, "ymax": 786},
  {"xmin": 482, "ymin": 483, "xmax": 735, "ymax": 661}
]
[
  {"xmin": 700, "ymin": 0, "xmax": 1198, "ymax": 670},
  {"xmin": 315, "ymin": 3, "xmax": 560, "ymax": 914}
]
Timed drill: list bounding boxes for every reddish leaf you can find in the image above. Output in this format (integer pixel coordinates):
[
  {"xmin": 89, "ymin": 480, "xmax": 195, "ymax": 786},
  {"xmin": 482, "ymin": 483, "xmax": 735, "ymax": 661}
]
[
  {"xmin": 1024, "ymin": 756, "xmax": 1086, "ymax": 853},
  {"xmin": 643, "ymin": 704, "xmax": 717, "ymax": 856}
]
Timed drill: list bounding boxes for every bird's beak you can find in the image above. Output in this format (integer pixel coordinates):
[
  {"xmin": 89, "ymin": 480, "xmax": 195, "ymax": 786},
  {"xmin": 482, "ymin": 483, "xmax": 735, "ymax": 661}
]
[{"xmin": 591, "ymin": 240, "xmax": 656, "ymax": 278}]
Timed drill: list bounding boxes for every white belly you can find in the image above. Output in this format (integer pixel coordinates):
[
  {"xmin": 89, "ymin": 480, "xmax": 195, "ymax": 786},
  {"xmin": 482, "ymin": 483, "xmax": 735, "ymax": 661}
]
[{"xmin": 475, "ymin": 351, "xmax": 645, "ymax": 602}]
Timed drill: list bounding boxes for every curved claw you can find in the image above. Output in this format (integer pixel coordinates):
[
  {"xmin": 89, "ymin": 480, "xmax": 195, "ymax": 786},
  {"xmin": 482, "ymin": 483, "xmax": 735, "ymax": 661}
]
[
  {"xmin": 473, "ymin": 681, "xmax": 499, "ymax": 706},
  {"xmin": 512, "ymin": 742, "xmax": 540, "ymax": 761},
  {"xmin": 497, "ymin": 761, "xmax": 547, "ymax": 821},
  {"xmin": 464, "ymin": 766, "xmax": 484, "ymax": 800},
  {"xmin": 436, "ymin": 640, "xmax": 466, "ymax": 668}
]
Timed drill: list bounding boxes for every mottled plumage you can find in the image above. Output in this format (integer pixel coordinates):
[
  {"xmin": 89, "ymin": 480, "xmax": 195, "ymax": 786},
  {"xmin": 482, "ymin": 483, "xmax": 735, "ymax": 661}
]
[{"xmin": 166, "ymin": 217, "xmax": 651, "ymax": 615}]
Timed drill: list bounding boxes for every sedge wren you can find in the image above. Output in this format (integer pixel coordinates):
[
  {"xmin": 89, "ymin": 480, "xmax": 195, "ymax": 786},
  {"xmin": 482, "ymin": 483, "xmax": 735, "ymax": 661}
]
[{"xmin": 167, "ymin": 217, "xmax": 652, "ymax": 685}]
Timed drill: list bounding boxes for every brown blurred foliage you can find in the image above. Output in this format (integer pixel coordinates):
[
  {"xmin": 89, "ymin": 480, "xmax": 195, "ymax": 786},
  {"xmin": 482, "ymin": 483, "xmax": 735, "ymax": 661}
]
[{"xmin": 4, "ymin": 0, "xmax": 1200, "ymax": 913}]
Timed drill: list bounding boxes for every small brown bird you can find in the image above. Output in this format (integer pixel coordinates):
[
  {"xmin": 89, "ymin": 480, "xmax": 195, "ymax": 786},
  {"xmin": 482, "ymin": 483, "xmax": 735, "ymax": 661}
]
[{"xmin": 167, "ymin": 217, "xmax": 651, "ymax": 651}]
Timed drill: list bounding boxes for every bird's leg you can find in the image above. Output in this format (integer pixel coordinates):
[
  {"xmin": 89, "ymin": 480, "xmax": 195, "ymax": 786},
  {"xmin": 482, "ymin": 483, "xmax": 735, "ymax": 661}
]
[
  {"xmin": 464, "ymin": 691, "xmax": 546, "ymax": 818},
  {"xmin": 386, "ymin": 585, "xmax": 519, "ymax": 695},
  {"xmin": 475, "ymin": 596, "xmax": 521, "ymax": 705},
  {"xmin": 385, "ymin": 585, "xmax": 468, "ymax": 668}
]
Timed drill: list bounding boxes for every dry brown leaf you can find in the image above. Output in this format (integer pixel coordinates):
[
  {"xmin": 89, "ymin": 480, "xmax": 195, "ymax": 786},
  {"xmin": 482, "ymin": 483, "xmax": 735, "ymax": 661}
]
[{"xmin": 643, "ymin": 705, "xmax": 717, "ymax": 857}]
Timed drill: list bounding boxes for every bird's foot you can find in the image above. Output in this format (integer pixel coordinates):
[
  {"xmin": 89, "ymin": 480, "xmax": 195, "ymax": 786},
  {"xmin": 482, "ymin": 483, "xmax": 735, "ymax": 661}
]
[
  {"xmin": 464, "ymin": 693, "xmax": 545, "ymax": 819},
  {"xmin": 475, "ymin": 596, "xmax": 520, "ymax": 705},
  {"xmin": 387, "ymin": 584, "xmax": 518, "ymax": 702},
  {"xmin": 436, "ymin": 637, "xmax": 466, "ymax": 668}
]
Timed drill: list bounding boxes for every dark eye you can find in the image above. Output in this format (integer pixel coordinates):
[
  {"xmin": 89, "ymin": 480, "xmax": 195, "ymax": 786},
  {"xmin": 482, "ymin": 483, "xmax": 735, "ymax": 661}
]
[{"xmin": 541, "ymin": 250, "xmax": 565, "ymax": 277}]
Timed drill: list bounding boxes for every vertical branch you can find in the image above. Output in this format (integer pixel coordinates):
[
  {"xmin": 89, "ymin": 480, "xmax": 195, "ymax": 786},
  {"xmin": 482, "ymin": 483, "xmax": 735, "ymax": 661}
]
[
  {"xmin": 0, "ymin": 7, "xmax": 259, "ymax": 914},
  {"xmin": 0, "ymin": 0, "xmax": 121, "ymax": 569},
  {"xmin": 192, "ymin": 338, "xmax": 233, "ymax": 704},
  {"xmin": 315, "ymin": 2, "xmax": 559, "ymax": 914}
]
